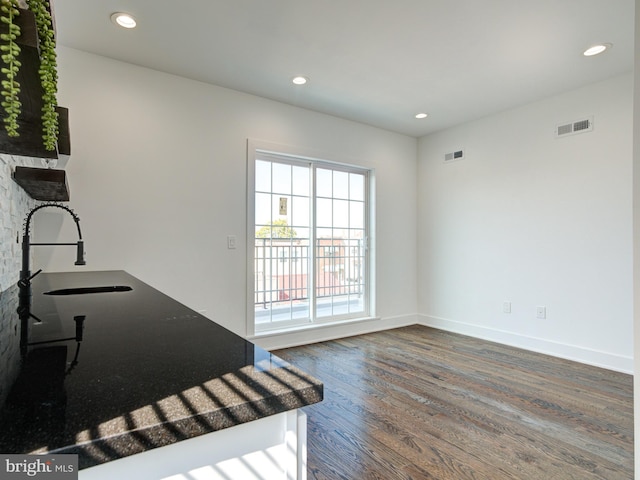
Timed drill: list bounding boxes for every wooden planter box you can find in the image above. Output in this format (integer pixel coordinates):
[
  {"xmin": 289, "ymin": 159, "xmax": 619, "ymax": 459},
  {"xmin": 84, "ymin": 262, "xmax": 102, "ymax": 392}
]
[{"xmin": 0, "ymin": 7, "xmax": 70, "ymax": 159}]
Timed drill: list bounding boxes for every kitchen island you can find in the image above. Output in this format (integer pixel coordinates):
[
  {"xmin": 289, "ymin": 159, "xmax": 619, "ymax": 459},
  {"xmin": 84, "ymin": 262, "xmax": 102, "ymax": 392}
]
[{"xmin": 0, "ymin": 271, "xmax": 323, "ymax": 479}]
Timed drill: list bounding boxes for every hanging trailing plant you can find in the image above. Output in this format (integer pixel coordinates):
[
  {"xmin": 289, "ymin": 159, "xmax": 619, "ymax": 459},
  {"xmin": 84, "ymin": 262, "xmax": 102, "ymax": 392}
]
[
  {"xmin": 0, "ymin": 0, "xmax": 21, "ymax": 137},
  {"xmin": 27, "ymin": 0, "xmax": 57, "ymax": 151}
]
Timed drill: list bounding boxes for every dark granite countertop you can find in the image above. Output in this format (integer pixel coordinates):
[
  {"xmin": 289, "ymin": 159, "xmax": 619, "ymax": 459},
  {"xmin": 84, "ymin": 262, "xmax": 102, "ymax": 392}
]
[{"xmin": 0, "ymin": 271, "xmax": 323, "ymax": 469}]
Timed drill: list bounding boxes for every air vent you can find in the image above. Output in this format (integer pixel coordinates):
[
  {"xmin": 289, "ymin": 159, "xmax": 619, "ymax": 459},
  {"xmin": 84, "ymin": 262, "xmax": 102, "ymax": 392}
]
[
  {"xmin": 444, "ymin": 148, "xmax": 465, "ymax": 163},
  {"xmin": 555, "ymin": 116, "xmax": 593, "ymax": 138}
]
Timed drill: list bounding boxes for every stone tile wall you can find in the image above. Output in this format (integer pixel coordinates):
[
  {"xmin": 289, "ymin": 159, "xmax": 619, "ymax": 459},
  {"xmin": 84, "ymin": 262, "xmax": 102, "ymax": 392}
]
[
  {"xmin": 0, "ymin": 284, "xmax": 21, "ymax": 407},
  {"xmin": 0, "ymin": 154, "xmax": 37, "ymax": 292},
  {"xmin": 0, "ymin": 154, "xmax": 37, "ymax": 407}
]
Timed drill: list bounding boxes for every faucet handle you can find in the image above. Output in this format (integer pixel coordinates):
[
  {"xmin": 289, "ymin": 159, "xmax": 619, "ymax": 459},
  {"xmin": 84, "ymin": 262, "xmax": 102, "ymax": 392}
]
[
  {"xmin": 18, "ymin": 269, "xmax": 42, "ymax": 288},
  {"xmin": 75, "ymin": 240, "xmax": 86, "ymax": 266}
]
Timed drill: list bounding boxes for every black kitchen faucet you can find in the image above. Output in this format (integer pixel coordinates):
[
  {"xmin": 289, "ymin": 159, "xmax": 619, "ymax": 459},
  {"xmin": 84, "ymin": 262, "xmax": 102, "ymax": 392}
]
[{"xmin": 18, "ymin": 202, "xmax": 85, "ymax": 295}]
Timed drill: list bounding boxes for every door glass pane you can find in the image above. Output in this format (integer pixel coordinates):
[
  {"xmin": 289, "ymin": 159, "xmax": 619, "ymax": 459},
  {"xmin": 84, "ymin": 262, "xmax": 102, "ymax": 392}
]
[
  {"xmin": 255, "ymin": 160, "xmax": 310, "ymax": 329},
  {"xmin": 316, "ymin": 168, "xmax": 332, "ymax": 197},
  {"xmin": 315, "ymin": 167, "xmax": 365, "ymax": 319},
  {"xmin": 316, "ymin": 198, "xmax": 332, "ymax": 227},
  {"xmin": 292, "ymin": 196, "xmax": 309, "ymax": 227},
  {"xmin": 350, "ymin": 173, "xmax": 364, "ymax": 201},
  {"xmin": 272, "ymin": 163, "xmax": 291, "ymax": 194},
  {"xmin": 255, "ymin": 160, "xmax": 271, "ymax": 192},
  {"xmin": 292, "ymin": 165, "xmax": 309, "ymax": 196},
  {"xmin": 333, "ymin": 171, "xmax": 349, "ymax": 199},
  {"xmin": 349, "ymin": 201, "xmax": 364, "ymax": 229},
  {"xmin": 333, "ymin": 199, "xmax": 349, "ymax": 228},
  {"xmin": 255, "ymin": 192, "xmax": 272, "ymax": 226},
  {"xmin": 273, "ymin": 195, "xmax": 292, "ymax": 226}
]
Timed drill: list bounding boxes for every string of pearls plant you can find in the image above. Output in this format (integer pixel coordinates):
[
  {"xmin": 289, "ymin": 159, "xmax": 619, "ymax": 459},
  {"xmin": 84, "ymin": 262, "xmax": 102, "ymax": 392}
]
[
  {"xmin": 0, "ymin": 0, "xmax": 58, "ymax": 150},
  {"xmin": 0, "ymin": 0, "xmax": 21, "ymax": 137},
  {"xmin": 27, "ymin": 0, "xmax": 57, "ymax": 151}
]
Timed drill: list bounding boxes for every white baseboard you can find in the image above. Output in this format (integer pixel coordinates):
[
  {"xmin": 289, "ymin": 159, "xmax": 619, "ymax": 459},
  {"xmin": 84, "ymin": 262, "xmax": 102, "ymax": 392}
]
[
  {"xmin": 249, "ymin": 314, "xmax": 418, "ymax": 351},
  {"xmin": 419, "ymin": 314, "xmax": 633, "ymax": 374},
  {"xmin": 249, "ymin": 313, "xmax": 632, "ymax": 374}
]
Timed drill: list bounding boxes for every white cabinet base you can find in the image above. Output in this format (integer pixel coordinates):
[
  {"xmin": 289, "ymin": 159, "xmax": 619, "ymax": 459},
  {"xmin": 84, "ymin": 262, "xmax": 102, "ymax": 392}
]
[{"xmin": 79, "ymin": 410, "xmax": 307, "ymax": 480}]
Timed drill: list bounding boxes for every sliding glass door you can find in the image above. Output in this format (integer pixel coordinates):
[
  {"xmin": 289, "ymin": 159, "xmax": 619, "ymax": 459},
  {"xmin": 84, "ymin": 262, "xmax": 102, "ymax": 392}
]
[{"xmin": 252, "ymin": 151, "xmax": 370, "ymax": 333}]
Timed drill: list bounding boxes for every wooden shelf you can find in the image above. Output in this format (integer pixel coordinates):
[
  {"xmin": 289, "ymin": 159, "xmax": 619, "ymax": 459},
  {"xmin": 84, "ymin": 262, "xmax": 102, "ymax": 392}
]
[{"xmin": 13, "ymin": 166, "xmax": 69, "ymax": 201}]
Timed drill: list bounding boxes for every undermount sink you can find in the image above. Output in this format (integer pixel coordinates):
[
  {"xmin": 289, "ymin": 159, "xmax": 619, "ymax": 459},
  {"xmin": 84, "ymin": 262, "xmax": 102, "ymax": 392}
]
[{"xmin": 43, "ymin": 286, "xmax": 133, "ymax": 296}]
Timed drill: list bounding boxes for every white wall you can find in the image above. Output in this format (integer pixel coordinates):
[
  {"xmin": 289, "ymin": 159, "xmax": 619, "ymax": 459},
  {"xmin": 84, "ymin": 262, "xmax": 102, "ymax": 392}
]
[
  {"xmin": 38, "ymin": 47, "xmax": 418, "ymax": 341},
  {"xmin": 633, "ymin": 0, "xmax": 639, "ymax": 475},
  {"xmin": 418, "ymin": 73, "xmax": 633, "ymax": 372}
]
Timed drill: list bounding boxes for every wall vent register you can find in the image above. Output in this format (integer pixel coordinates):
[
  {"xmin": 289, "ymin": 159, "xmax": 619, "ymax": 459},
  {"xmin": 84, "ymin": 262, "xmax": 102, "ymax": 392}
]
[
  {"xmin": 444, "ymin": 148, "xmax": 465, "ymax": 163},
  {"xmin": 556, "ymin": 116, "xmax": 593, "ymax": 138}
]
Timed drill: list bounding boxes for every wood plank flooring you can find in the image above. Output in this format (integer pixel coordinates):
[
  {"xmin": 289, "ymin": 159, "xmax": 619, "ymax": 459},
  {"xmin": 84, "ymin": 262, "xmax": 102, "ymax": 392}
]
[{"xmin": 273, "ymin": 325, "xmax": 633, "ymax": 480}]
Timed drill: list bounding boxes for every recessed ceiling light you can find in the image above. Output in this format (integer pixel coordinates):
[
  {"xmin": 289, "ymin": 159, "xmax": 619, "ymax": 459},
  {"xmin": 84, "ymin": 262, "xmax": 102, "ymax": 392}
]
[
  {"xmin": 583, "ymin": 43, "xmax": 612, "ymax": 56},
  {"xmin": 111, "ymin": 12, "xmax": 137, "ymax": 29},
  {"xmin": 292, "ymin": 76, "xmax": 308, "ymax": 85},
  {"xmin": 415, "ymin": 113, "xmax": 428, "ymax": 119}
]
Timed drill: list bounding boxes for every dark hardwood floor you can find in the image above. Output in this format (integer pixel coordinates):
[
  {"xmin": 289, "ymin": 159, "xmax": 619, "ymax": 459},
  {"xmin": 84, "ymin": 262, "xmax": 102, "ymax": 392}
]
[{"xmin": 274, "ymin": 325, "xmax": 633, "ymax": 480}]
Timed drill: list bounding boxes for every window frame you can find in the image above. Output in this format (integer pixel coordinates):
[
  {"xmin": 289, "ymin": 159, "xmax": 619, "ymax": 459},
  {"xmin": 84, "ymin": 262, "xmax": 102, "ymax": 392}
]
[{"xmin": 246, "ymin": 139, "xmax": 374, "ymax": 336}]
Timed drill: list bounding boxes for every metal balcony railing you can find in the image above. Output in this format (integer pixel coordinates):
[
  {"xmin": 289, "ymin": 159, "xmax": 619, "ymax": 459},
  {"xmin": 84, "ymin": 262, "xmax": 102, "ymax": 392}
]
[{"xmin": 254, "ymin": 237, "xmax": 364, "ymax": 310}]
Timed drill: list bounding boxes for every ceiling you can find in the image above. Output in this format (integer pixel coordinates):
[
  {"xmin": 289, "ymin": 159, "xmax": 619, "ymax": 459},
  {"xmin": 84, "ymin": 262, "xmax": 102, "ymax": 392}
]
[{"xmin": 52, "ymin": 0, "xmax": 634, "ymax": 138}]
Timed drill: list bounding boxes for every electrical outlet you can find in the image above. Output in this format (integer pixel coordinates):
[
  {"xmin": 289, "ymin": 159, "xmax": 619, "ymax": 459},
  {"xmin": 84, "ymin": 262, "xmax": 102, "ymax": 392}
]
[
  {"xmin": 503, "ymin": 302, "xmax": 511, "ymax": 314},
  {"xmin": 536, "ymin": 306, "xmax": 546, "ymax": 319}
]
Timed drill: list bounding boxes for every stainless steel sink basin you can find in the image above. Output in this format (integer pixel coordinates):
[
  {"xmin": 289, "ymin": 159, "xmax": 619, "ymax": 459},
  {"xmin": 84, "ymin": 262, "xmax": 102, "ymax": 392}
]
[{"xmin": 43, "ymin": 286, "xmax": 132, "ymax": 296}]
